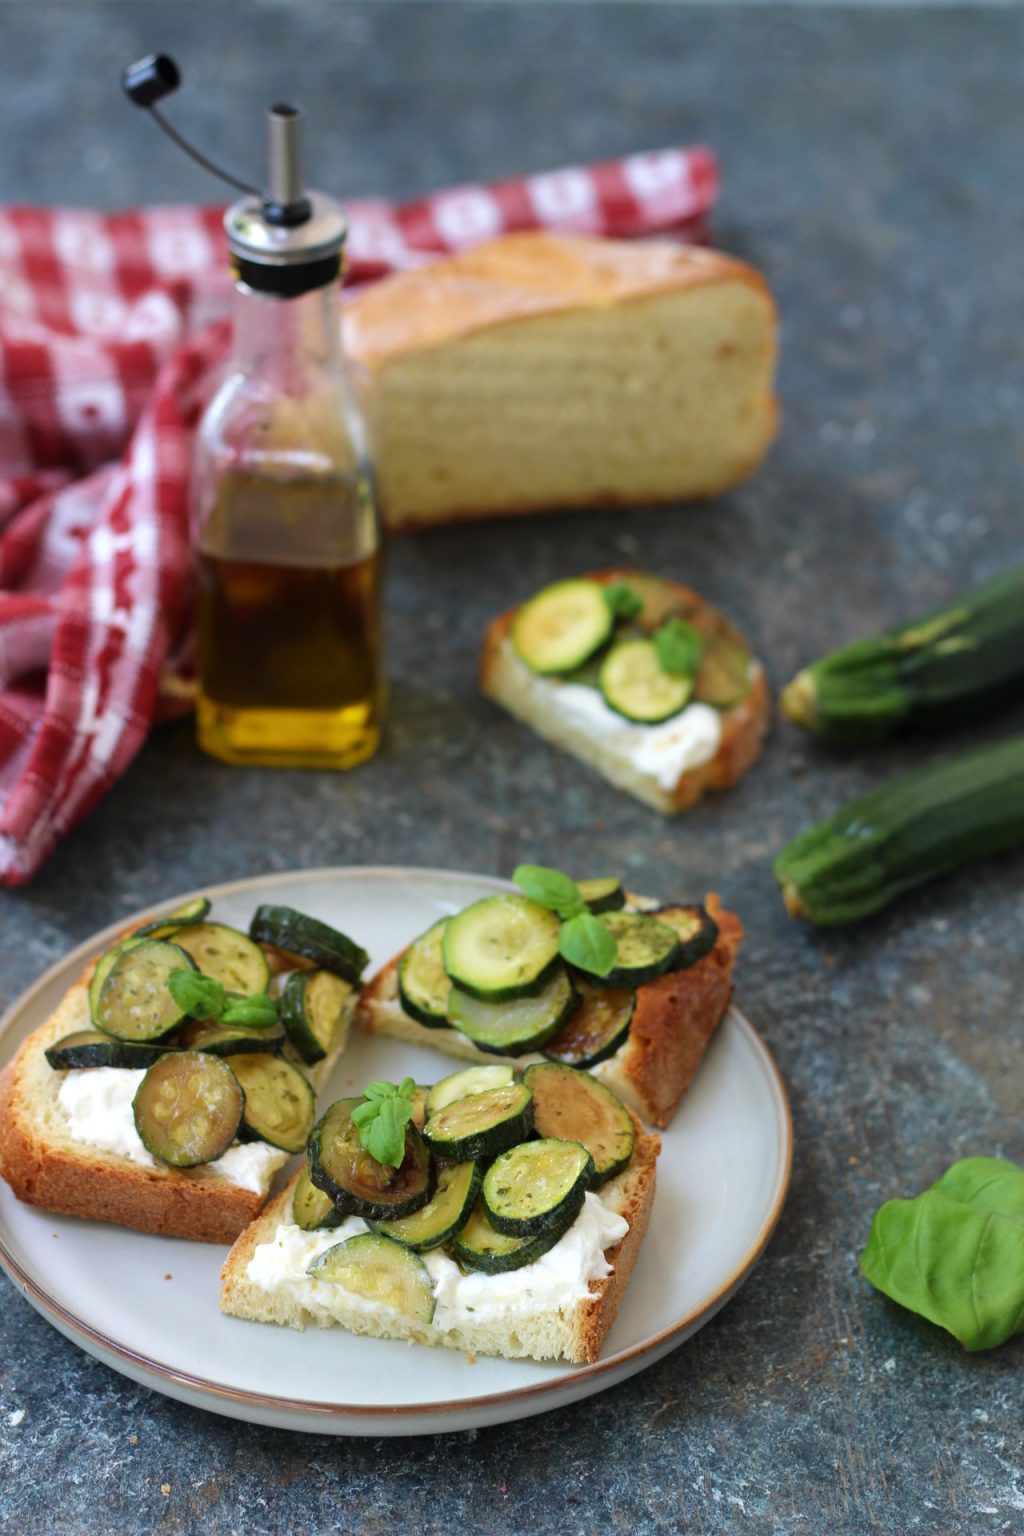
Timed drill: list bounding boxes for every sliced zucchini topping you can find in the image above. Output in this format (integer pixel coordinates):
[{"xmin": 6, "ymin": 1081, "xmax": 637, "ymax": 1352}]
[
  {"xmin": 133, "ymin": 896, "xmax": 213, "ymax": 940},
  {"xmin": 173, "ymin": 922, "xmax": 271, "ymax": 996},
  {"xmin": 599, "ymin": 638, "xmax": 693, "ymax": 724},
  {"xmin": 694, "ymin": 633, "xmax": 752, "ymax": 709},
  {"xmin": 370, "ymin": 1160, "xmax": 481, "ymax": 1252},
  {"xmin": 654, "ymin": 904, "xmax": 719, "ymax": 968},
  {"xmin": 424, "ymin": 1064, "xmax": 515, "ymax": 1118},
  {"xmin": 524, "ymin": 1063, "xmax": 635, "ymax": 1188},
  {"xmin": 585, "ymin": 911, "xmax": 680, "ymax": 987},
  {"xmin": 88, "ymin": 937, "xmax": 145, "ymax": 1027},
  {"xmin": 542, "ymin": 977, "xmax": 635, "ymax": 1068},
  {"xmin": 307, "ymin": 1233, "xmax": 436, "ymax": 1324},
  {"xmin": 453, "ymin": 1197, "xmax": 578, "ymax": 1275},
  {"xmin": 447, "ymin": 966, "xmax": 578, "ymax": 1056},
  {"xmin": 44, "ymin": 1030, "xmax": 174, "ymax": 1071},
  {"xmin": 249, "ymin": 904, "xmax": 368, "ymax": 985},
  {"xmin": 176, "ymin": 1019, "xmax": 287, "ymax": 1056},
  {"xmin": 422, "ymin": 1082, "xmax": 534, "ymax": 1162},
  {"xmin": 309, "ymin": 1099, "xmax": 435, "ymax": 1221},
  {"xmin": 132, "ymin": 1050, "xmax": 243, "ymax": 1167},
  {"xmin": 482, "ymin": 1138, "xmax": 594, "ymax": 1237},
  {"xmin": 511, "ymin": 578, "xmax": 614, "ymax": 675},
  {"xmin": 442, "ymin": 894, "xmax": 561, "ymax": 1002},
  {"xmin": 229, "ymin": 1053, "xmax": 314, "ymax": 1153},
  {"xmin": 279, "ymin": 969, "xmax": 352, "ymax": 1065},
  {"xmin": 397, "ymin": 919, "xmax": 451, "ymax": 1027},
  {"xmin": 576, "ymin": 877, "xmax": 626, "ymax": 915},
  {"xmin": 293, "ymin": 1164, "xmax": 344, "ymax": 1232},
  {"xmin": 94, "ymin": 939, "xmax": 197, "ymax": 1042}
]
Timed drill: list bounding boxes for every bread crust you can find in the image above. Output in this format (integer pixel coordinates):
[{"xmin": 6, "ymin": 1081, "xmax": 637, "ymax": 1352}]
[
  {"xmin": 357, "ymin": 893, "xmax": 741, "ymax": 1129},
  {"xmin": 219, "ymin": 1115, "xmax": 660, "ymax": 1365},
  {"xmin": 479, "ymin": 569, "xmax": 771, "ymax": 815}
]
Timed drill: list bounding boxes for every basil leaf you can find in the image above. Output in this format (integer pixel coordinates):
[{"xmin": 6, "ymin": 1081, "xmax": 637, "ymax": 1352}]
[
  {"xmin": 558, "ymin": 913, "xmax": 618, "ymax": 977},
  {"xmin": 167, "ymin": 969, "xmax": 226, "ymax": 1021},
  {"xmin": 512, "ymin": 864, "xmax": 586, "ymax": 920},
  {"xmin": 603, "ymin": 581, "xmax": 643, "ymax": 620},
  {"xmin": 397, "ymin": 1077, "xmax": 417, "ymax": 1100},
  {"xmin": 352, "ymin": 1080, "xmax": 416, "ymax": 1168},
  {"xmin": 221, "ymin": 993, "xmax": 278, "ymax": 1029},
  {"xmin": 861, "ymin": 1156, "xmax": 1024, "ymax": 1351},
  {"xmin": 653, "ymin": 618, "xmax": 704, "ymax": 679}
]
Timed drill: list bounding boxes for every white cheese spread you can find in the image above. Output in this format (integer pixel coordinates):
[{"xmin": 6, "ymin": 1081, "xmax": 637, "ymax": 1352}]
[
  {"xmin": 245, "ymin": 1191, "xmax": 629, "ymax": 1328},
  {"xmin": 57, "ymin": 1068, "xmax": 288, "ymax": 1194}
]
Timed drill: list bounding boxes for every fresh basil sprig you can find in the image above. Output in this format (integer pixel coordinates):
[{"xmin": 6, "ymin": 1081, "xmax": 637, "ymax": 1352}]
[
  {"xmin": 861, "ymin": 1156, "xmax": 1024, "ymax": 1351},
  {"xmin": 512, "ymin": 864, "xmax": 618, "ymax": 978},
  {"xmin": 653, "ymin": 618, "xmax": 704, "ymax": 679},
  {"xmin": 351, "ymin": 1078, "xmax": 417, "ymax": 1169},
  {"xmin": 603, "ymin": 581, "xmax": 644, "ymax": 621},
  {"xmin": 167, "ymin": 969, "xmax": 278, "ymax": 1029}
]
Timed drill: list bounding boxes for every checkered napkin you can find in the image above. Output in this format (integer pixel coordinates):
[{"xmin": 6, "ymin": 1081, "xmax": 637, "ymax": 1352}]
[{"xmin": 0, "ymin": 147, "xmax": 717, "ymax": 886}]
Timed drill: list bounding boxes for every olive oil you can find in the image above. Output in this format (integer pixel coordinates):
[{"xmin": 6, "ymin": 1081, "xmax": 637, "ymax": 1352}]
[{"xmin": 195, "ymin": 471, "xmax": 383, "ymax": 768}]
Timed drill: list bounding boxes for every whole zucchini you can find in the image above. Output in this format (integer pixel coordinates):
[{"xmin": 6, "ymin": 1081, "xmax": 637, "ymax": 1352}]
[
  {"xmin": 775, "ymin": 733, "xmax": 1024, "ymax": 925},
  {"xmin": 781, "ymin": 565, "xmax": 1024, "ymax": 742}
]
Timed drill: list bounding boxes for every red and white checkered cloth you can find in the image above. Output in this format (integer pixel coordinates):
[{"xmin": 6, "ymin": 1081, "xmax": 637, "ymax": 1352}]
[{"xmin": 0, "ymin": 147, "xmax": 717, "ymax": 885}]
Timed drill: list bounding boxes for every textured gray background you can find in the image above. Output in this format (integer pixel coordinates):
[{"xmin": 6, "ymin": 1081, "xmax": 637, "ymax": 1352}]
[{"xmin": 1, "ymin": 3, "xmax": 1023, "ymax": 1534}]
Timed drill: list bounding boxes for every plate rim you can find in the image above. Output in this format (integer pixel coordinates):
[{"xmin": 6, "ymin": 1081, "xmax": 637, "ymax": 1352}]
[{"xmin": 0, "ymin": 864, "xmax": 794, "ymax": 1425}]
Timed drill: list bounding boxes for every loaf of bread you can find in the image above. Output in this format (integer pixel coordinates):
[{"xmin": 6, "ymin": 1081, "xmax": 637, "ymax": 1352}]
[{"xmin": 344, "ymin": 232, "xmax": 778, "ymax": 528}]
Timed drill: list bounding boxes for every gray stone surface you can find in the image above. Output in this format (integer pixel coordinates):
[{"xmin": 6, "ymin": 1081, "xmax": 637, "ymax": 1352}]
[{"xmin": 1, "ymin": 3, "xmax": 1023, "ymax": 1533}]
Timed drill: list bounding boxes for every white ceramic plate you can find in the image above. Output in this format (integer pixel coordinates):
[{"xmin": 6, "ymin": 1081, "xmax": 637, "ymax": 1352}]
[{"xmin": 0, "ymin": 867, "xmax": 792, "ymax": 1436}]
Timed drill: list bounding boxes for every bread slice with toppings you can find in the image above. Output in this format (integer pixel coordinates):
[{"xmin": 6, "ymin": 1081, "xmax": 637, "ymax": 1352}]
[
  {"xmin": 480, "ymin": 570, "xmax": 770, "ymax": 815},
  {"xmin": 219, "ymin": 1113, "xmax": 659, "ymax": 1365},
  {"xmin": 358, "ymin": 894, "xmax": 742, "ymax": 1130}
]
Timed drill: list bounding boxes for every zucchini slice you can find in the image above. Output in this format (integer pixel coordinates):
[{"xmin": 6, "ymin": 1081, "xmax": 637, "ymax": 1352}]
[
  {"xmin": 586, "ymin": 911, "xmax": 680, "ymax": 987},
  {"xmin": 511, "ymin": 578, "xmax": 614, "ymax": 675},
  {"xmin": 442, "ymin": 894, "xmax": 561, "ymax": 1002},
  {"xmin": 45, "ymin": 1030, "xmax": 174, "ymax": 1071},
  {"xmin": 307, "ymin": 1233, "xmax": 436, "ymax": 1324},
  {"xmin": 293, "ymin": 1164, "xmax": 344, "ymax": 1232},
  {"xmin": 228, "ymin": 1053, "xmax": 314, "ymax": 1153},
  {"xmin": 424, "ymin": 1064, "xmax": 515, "ymax": 1118},
  {"xmin": 133, "ymin": 896, "xmax": 213, "ymax": 940},
  {"xmin": 655, "ymin": 904, "xmax": 719, "ymax": 968},
  {"xmin": 249, "ymin": 905, "xmax": 368, "ymax": 985},
  {"xmin": 370, "ymin": 1159, "xmax": 481, "ymax": 1252},
  {"xmin": 177, "ymin": 1019, "xmax": 287, "ymax": 1056},
  {"xmin": 309, "ymin": 1099, "xmax": 435, "ymax": 1220},
  {"xmin": 600, "ymin": 638, "xmax": 692, "ymax": 723},
  {"xmin": 422, "ymin": 1082, "xmax": 534, "ymax": 1162},
  {"xmin": 482, "ymin": 1138, "xmax": 594, "ymax": 1237},
  {"xmin": 694, "ymin": 634, "xmax": 752, "ymax": 709},
  {"xmin": 173, "ymin": 922, "xmax": 271, "ymax": 996},
  {"xmin": 524, "ymin": 1063, "xmax": 634, "ymax": 1187},
  {"xmin": 279, "ymin": 969, "xmax": 352, "ymax": 1065},
  {"xmin": 542, "ymin": 978, "xmax": 635, "ymax": 1068},
  {"xmin": 87, "ymin": 936, "xmax": 145, "ymax": 1027},
  {"xmin": 447, "ymin": 966, "xmax": 578, "ymax": 1056},
  {"xmin": 132, "ymin": 1051, "xmax": 243, "ymax": 1167},
  {"xmin": 576, "ymin": 877, "xmax": 626, "ymax": 915},
  {"xmin": 94, "ymin": 939, "xmax": 197, "ymax": 1043},
  {"xmin": 453, "ymin": 1197, "xmax": 580, "ymax": 1274},
  {"xmin": 397, "ymin": 919, "xmax": 451, "ymax": 1028}
]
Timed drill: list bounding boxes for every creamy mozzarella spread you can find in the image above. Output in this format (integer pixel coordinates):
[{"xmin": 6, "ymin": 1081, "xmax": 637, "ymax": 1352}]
[
  {"xmin": 246, "ymin": 1191, "xmax": 628, "ymax": 1328},
  {"xmin": 57, "ymin": 1068, "xmax": 288, "ymax": 1194}
]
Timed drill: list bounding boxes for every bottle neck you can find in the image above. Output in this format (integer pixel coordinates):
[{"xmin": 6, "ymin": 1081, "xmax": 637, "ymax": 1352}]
[{"xmin": 231, "ymin": 278, "xmax": 343, "ymax": 382}]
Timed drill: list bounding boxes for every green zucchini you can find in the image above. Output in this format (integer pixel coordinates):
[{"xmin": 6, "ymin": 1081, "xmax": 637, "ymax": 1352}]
[
  {"xmin": 424, "ymin": 1064, "xmax": 515, "ymax": 1117},
  {"xmin": 94, "ymin": 939, "xmax": 197, "ymax": 1043},
  {"xmin": 229, "ymin": 1053, "xmax": 314, "ymax": 1153},
  {"xmin": 655, "ymin": 904, "xmax": 719, "ymax": 968},
  {"xmin": 442, "ymin": 894, "xmax": 561, "ymax": 1002},
  {"xmin": 576, "ymin": 877, "xmax": 625, "ymax": 915},
  {"xmin": 279, "ymin": 969, "xmax": 352, "ymax": 1065},
  {"xmin": 453, "ymin": 1197, "xmax": 580, "ymax": 1274},
  {"xmin": 397, "ymin": 919, "xmax": 450, "ymax": 1027},
  {"xmin": 249, "ymin": 905, "xmax": 368, "ymax": 985},
  {"xmin": 524, "ymin": 1063, "xmax": 634, "ymax": 1187},
  {"xmin": 600, "ymin": 638, "xmax": 691, "ymax": 723},
  {"xmin": 132, "ymin": 1051, "xmax": 243, "ymax": 1167},
  {"xmin": 133, "ymin": 897, "xmax": 212, "ymax": 939},
  {"xmin": 694, "ymin": 634, "xmax": 752, "ymax": 709},
  {"xmin": 309, "ymin": 1098, "xmax": 435, "ymax": 1220},
  {"xmin": 173, "ymin": 923, "xmax": 271, "ymax": 995},
  {"xmin": 422, "ymin": 1081, "xmax": 534, "ymax": 1161},
  {"xmin": 775, "ymin": 733, "xmax": 1024, "ymax": 925},
  {"xmin": 781, "ymin": 565, "xmax": 1024, "ymax": 743},
  {"xmin": 482, "ymin": 1138, "xmax": 593, "ymax": 1237},
  {"xmin": 45, "ymin": 1030, "xmax": 174, "ymax": 1071},
  {"xmin": 370, "ymin": 1160, "xmax": 481, "ymax": 1252},
  {"xmin": 581, "ymin": 911, "xmax": 679, "ymax": 987},
  {"xmin": 176, "ymin": 1019, "xmax": 287, "ymax": 1056},
  {"xmin": 447, "ymin": 966, "xmax": 578, "ymax": 1056},
  {"xmin": 542, "ymin": 977, "xmax": 634, "ymax": 1068},
  {"xmin": 511, "ymin": 578, "xmax": 614, "ymax": 675},
  {"xmin": 307, "ymin": 1233, "xmax": 436, "ymax": 1323},
  {"xmin": 87, "ymin": 937, "xmax": 145, "ymax": 1027},
  {"xmin": 293, "ymin": 1164, "xmax": 344, "ymax": 1231}
]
